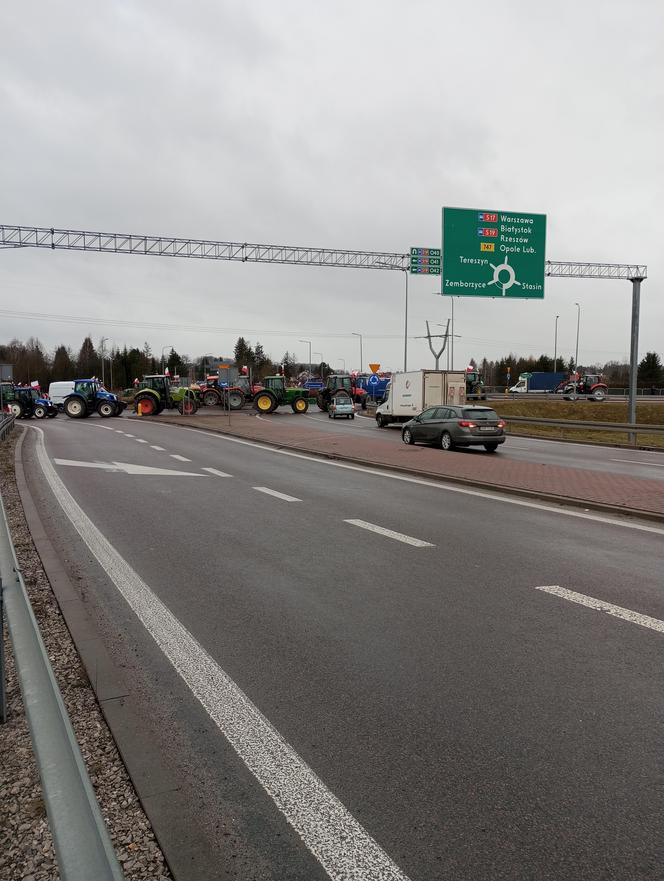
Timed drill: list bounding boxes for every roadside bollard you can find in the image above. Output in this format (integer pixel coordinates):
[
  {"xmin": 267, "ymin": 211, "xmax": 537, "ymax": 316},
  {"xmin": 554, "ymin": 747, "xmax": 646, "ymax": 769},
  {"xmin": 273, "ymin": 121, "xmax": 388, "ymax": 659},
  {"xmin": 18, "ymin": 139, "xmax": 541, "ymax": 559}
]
[{"xmin": 136, "ymin": 401, "xmax": 142, "ymax": 417}]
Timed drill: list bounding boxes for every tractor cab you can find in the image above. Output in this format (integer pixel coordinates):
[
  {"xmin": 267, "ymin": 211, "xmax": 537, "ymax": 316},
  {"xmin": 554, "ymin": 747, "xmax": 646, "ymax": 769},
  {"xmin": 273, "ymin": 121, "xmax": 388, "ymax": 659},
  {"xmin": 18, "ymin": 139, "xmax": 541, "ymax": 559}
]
[{"xmin": 262, "ymin": 375, "xmax": 287, "ymax": 394}]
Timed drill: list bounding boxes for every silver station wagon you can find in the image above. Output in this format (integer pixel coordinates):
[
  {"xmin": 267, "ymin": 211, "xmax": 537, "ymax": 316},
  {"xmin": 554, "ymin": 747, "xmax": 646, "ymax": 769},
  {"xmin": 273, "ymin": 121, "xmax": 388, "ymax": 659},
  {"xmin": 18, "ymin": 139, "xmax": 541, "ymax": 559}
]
[{"xmin": 401, "ymin": 405, "xmax": 506, "ymax": 453}]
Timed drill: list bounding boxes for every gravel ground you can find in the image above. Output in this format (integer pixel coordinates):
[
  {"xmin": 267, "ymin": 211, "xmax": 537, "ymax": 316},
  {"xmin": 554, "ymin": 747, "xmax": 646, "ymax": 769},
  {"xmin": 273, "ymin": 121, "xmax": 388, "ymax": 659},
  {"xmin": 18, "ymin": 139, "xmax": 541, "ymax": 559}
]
[{"xmin": 0, "ymin": 425, "xmax": 172, "ymax": 881}]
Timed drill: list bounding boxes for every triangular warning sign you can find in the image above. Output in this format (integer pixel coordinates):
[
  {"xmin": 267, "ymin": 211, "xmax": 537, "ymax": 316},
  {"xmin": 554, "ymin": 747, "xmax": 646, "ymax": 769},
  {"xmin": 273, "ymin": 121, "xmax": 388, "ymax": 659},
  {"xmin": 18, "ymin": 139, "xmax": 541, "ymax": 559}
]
[{"xmin": 369, "ymin": 363, "xmax": 380, "ymax": 373}]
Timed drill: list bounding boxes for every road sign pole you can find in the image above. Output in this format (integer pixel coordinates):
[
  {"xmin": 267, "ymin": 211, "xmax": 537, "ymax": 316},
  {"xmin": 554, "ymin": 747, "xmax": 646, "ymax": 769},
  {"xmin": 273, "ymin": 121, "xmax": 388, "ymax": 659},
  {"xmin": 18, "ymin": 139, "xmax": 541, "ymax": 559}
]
[
  {"xmin": 404, "ymin": 270, "xmax": 409, "ymax": 372},
  {"xmin": 628, "ymin": 277, "xmax": 642, "ymax": 432}
]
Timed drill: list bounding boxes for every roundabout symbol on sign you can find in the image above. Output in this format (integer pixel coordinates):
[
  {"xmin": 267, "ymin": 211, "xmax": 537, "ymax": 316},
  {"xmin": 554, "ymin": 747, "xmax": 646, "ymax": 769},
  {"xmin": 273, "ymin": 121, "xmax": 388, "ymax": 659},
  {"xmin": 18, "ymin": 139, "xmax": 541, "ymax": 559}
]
[{"xmin": 489, "ymin": 255, "xmax": 522, "ymax": 297}]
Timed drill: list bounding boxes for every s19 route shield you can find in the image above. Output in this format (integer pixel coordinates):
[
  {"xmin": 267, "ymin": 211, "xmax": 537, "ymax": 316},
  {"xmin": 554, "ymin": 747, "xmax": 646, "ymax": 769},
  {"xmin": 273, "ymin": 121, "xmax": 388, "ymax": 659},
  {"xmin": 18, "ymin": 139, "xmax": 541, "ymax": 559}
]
[{"xmin": 442, "ymin": 207, "xmax": 546, "ymax": 298}]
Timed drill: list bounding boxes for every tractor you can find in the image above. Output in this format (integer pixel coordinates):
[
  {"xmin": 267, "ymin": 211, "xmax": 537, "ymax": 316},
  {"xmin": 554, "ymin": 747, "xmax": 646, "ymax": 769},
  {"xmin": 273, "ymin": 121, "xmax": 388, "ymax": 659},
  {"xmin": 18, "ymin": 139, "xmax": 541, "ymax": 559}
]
[
  {"xmin": 253, "ymin": 376, "xmax": 309, "ymax": 414},
  {"xmin": 316, "ymin": 375, "xmax": 367, "ymax": 412},
  {"xmin": 63, "ymin": 380, "xmax": 126, "ymax": 419},
  {"xmin": 198, "ymin": 377, "xmax": 246, "ymax": 410},
  {"xmin": 465, "ymin": 368, "xmax": 487, "ymax": 401},
  {"xmin": 562, "ymin": 374, "xmax": 609, "ymax": 402},
  {"xmin": 133, "ymin": 375, "xmax": 199, "ymax": 415},
  {"xmin": 1, "ymin": 384, "xmax": 58, "ymax": 419}
]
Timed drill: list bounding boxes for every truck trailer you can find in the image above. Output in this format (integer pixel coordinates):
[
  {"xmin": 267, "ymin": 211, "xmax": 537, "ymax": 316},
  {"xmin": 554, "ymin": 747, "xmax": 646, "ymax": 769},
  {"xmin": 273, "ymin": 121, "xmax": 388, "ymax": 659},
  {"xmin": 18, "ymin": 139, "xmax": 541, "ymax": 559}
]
[
  {"xmin": 375, "ymin": 370, "xmax": 466, "ymax": 427},
  {"xmin": 509, "ymin": 372, "xmax": 566, "ymax": 393}
]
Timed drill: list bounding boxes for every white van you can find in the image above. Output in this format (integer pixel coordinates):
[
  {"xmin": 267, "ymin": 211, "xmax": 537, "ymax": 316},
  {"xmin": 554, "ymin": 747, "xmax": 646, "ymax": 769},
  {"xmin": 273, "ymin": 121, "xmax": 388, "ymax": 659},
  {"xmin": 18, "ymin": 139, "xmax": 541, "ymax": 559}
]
[{"xmin": 48, "ymin": 381, "xmax": 75, "ymax": 410}]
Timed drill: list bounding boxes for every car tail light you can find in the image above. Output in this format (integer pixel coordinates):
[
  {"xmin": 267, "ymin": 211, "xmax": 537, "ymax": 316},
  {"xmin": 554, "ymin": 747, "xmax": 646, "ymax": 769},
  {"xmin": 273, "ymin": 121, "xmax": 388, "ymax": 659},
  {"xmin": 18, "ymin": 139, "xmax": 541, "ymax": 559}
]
[
  {"xmin": 497, "ymin": 420, "xmax": 506, "ymax": 428},
  {"xmin": 458, "ymin": 420, "xmax": 476, "ymax": 428}
]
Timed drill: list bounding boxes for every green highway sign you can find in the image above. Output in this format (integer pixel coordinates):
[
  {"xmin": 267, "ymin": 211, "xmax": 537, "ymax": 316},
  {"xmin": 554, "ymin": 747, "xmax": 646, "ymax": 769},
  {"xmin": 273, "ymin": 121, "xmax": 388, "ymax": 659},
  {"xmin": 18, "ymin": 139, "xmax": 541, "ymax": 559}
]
[
  {"xmin": 442, "ymin": 208, "xmax": 546, "ymax": 298},
  {"xmin": 410, "ymin": 246, "xmax": 441, "ymax": 275}
]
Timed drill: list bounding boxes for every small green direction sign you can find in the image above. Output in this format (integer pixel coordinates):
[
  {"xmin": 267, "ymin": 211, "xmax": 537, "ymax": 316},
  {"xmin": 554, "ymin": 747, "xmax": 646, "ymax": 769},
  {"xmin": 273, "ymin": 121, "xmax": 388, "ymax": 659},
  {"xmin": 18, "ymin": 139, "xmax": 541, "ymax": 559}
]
[
  {"xmin": 410, "ymin": 246, "xmax": 441, "ymax": 275},
  {"xmin": 442, "ymin": 208, "xmax": 546, "ymax": 298}
]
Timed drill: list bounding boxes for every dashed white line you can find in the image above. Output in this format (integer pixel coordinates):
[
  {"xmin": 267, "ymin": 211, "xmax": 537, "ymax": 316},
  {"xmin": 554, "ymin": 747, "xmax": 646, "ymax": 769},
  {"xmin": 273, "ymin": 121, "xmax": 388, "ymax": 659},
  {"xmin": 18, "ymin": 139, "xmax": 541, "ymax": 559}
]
[
  {"xmin": 170, "ymin": 454, "xmax": 191, "ymax": 462},
  {"xmin": 344, "ymin": 519, "xmax": 434, "ymax": 547},
  {"xmin": 150, "ymin": 445, "xmax": 165, "ymax": 451},
  {"xmin": 35, "ymin": 426, "xmax": 409, "ymax": 881},
  {"xmin": 202, "ymin": 467, "xmax": 232, "ymax": 477},
  {"xmin": 99, "ymin": 425, "xmax": 115, "ymax": 430},
  {"xmin": 135, "ymin": 438, "xmax": 148, "ymax": 444},
  {"xmin": 115, "ymin": 430, "xmax": 124, "ymax": 434},
  {"xmin": 124, "ymin": 433, "xmax": 135, "ymax": 438},
  {"xmin": 253, "ymin": 486, "xmax": 302, "ymax": 502},
  {"xmin": 535, "ymin": 585, "xmax": 664, "ymax": 634}
]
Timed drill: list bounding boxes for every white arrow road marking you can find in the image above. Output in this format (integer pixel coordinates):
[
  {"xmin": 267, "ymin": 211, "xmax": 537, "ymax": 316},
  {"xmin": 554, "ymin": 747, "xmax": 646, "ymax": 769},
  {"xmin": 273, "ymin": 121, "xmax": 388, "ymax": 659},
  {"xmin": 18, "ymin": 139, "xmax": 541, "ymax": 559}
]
[
  {"xmin": 202, "ymin": 467, "xmax": 232, "ymax": 477},
  {"xmin": 344, "ymin": 519, "xmax": 434, "ymax": 548},
  {"xmin": 535, "ymin": 585, "xmax": 664, "ymax": 634},
  {"xmin": 53, "ymin": 458, "xmax": 203, "ymax": 477},
  {"xmin": 37, "ymin": 428, "xmax": 410, "ymax": 881},
  {"xmin": 253, "ymin": 486, "xmax": 302, "ymax": 502},
  {"xmin": 170, "ymin": 454, "xmax": 191, "ymax": 462}
]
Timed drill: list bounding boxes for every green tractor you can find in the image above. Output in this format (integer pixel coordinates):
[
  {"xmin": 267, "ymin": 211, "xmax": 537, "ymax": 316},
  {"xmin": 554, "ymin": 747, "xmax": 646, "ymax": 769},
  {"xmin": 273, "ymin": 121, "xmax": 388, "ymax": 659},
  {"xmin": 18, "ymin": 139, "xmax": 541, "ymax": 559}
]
[
  {"xmin": 133, "ymin": 375, "xmax": 199, "ymax": 416},
  {"xmin": 253, "ymin": 376, "xmax": 309, "ymax": 414}
]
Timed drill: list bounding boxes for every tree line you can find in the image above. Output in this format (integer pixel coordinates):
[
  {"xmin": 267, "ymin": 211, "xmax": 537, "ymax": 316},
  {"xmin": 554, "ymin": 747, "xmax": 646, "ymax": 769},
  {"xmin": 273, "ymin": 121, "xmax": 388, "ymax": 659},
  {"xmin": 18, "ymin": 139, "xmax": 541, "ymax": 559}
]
[{"xmin": 1, "ymin": 334, "xmax": 662, "ymax": 389}]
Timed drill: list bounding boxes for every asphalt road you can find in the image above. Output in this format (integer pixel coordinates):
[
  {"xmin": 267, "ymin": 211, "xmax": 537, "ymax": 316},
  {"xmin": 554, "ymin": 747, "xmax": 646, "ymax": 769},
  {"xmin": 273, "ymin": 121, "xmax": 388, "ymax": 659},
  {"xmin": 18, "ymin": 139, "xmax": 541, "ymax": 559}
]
[
  {"xmin": 21, "ymin": 416, "xmax": 664, "ymax": 881},
  {"xmin": 255, "ymin": 407, "xmax": 664, "ymax": 481}
]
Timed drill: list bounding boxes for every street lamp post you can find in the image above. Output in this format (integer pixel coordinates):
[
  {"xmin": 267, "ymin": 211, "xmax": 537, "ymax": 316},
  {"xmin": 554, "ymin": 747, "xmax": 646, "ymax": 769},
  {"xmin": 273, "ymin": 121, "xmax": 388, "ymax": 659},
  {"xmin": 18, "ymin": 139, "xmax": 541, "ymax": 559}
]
[
  {"xmin": 313, "ymin": 352, "xmax": 323, "ymax": 377},
  {"xmin": 161, "ymin": 345, "xmax": 173, "ymax": 374},
  {"xmin": 554, "ymin": 315, "xmax": 560, "ymax": 372},
  {"xmin": 299, "ymin": 339, "xmax": 312, "ymax": 378},
  {"xmin": 351, "ymin": 333, "xmax": 363, "ymax": 373},
  {"xmin": 574, "ymin": 303, "xmax": 581, "ymax": 372},
  {"xmin": 100, "ymin": 337, "xmax": 108, "ymax": 387},
  {"xmin": 337, "ymin": 357, "xmax": 346, "ymax": 372}
]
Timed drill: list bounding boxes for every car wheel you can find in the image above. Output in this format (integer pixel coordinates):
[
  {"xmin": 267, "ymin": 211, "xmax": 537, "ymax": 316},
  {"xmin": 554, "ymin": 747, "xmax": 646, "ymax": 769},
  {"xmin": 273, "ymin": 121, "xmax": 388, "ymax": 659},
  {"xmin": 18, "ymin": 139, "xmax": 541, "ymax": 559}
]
[
  {"xmin": 351, "ymin": 414, "xmax": 355, "ymax": 419},
  {"xmin": 402, "ymin": 428, "xmax": 414, "ymax": 445},
  {"xmin": 440, "ymin": 431, "xmax": 454, "ymax": 451},
  {"xmin": 484, "ymin": 443, "xmax": 499, "ymax": 453}
]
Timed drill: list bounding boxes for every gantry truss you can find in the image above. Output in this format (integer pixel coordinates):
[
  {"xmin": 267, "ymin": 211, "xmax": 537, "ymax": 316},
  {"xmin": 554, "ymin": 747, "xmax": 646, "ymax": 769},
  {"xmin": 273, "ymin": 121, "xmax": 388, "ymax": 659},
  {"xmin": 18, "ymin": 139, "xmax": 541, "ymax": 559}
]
[{"xmin": 0, "ymin": 224, "xmax": 647, "ymax": 280}]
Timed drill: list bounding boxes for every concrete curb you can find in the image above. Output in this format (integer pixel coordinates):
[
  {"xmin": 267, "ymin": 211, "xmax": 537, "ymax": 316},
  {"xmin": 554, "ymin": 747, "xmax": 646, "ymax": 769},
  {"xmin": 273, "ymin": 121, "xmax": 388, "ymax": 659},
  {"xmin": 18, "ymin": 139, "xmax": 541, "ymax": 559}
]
[
  {"xmin": 134, "ymin": 416, "xmax": 664, "ymax": 525},
  {"xmin": 13, "ymin": 427, "xmax": 187, "ymax": 881}
]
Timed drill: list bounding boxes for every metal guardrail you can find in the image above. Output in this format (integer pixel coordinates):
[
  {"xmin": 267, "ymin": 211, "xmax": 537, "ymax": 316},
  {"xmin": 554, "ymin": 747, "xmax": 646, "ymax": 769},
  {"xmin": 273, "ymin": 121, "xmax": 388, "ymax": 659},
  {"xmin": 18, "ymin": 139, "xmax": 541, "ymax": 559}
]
[
  {"xmin": 504, "ymin": 415, "xmax": 664, "ymax": 446},
  {"xmin": 0, "ymin": 491, "xmax": 124, "ymax": 880},
  {"xmin": 0, "ymin": 412, "xmax": 15, "ymax": 441}
]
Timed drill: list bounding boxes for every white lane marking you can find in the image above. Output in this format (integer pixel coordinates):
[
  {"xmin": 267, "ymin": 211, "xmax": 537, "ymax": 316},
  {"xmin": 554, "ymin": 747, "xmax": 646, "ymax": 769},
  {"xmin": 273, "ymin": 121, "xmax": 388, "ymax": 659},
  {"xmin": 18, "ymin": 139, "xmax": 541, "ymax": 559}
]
[
  {"xmin": 54, "ymin": 458, "xmax": 203, "ymax": 476},
  {"xmin": 124, "ymin": 433, "xmax": 135, "ymax": 438},
  {"xmin": 54, "ymin": 458, "xmax": 116, "ymax": 471},
  {"xmin": 99, "ymin": 425, "xmax": 115, "ymax": 430},
  {"xmin": 34, "ymin": 427, "xmax": 409, "ymax": 881},
  {"xmin": 115, "ymin": 430, "xmax": 125, "ymax": 434},
  {"xmin": 171, "ymin": 427, "xmax": 664, "ymax": 536},
  {"xmin": 535, "ymin": 585, "xmax": 664, "ymax": 634},
  {"xmin": 150, "ymin": 445, "xmax": 165, "ymax": 451},
  {"xmin": 344, "ymin": 519, "xmax": 434, "ymax": 548},
  {"xmin": 253, "ymin": 486, "xmax": 302, "ymax": 502},
  {"xmin": 201, "ymin": 467, "xmax": 232, "ymax": 477},
  {"xmin": 610, "ymin": 458, "xmax": 664, "ymax": 468},
  {"xmin": 170, "ymin": 454, "xmax": 191, "ymax": 462},
  {"xmin": 135, "ymin": 438, "xmax": 148, "ymax": 444}
]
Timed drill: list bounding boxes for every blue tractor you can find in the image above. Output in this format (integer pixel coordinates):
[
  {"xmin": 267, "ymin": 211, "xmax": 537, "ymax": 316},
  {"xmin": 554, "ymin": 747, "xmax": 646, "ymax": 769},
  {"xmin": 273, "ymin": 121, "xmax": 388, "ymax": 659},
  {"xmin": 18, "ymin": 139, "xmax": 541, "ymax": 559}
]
[
  {"xmin": 1, "ymin": 383, "xmax": 58, "ymax": 419},
  {"xmin": 63, "ymin": 379, "xmax": 127, "ymax": 419}
]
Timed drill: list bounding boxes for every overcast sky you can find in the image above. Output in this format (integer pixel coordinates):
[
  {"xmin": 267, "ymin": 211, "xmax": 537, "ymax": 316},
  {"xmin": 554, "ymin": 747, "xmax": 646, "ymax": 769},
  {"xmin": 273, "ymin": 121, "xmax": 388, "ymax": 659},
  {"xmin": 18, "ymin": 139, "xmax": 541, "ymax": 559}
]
[{"xmin": 1, "ymin": 0, "xmax": 662, "ymax": 375}]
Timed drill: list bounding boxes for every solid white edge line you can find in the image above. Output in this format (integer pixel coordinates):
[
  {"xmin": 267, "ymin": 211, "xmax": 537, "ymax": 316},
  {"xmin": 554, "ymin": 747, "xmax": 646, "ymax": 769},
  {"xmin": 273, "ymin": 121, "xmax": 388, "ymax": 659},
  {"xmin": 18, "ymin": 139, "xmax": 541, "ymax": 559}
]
[
  {"xmin": 535, "ymin": 585, "xmax": 664, "ymax": 634},
  {"xmin": 253, "ymin": 486, "xmax": 302, "ymax": 502},
  {"xmin": 166, "ymin": 426, "xmax": 664, "ymax": 536},
  {"xmin": 32, "ymin": 426, "xmax": 410, "ymax": 881},
  {"xmin": 344, "ymin": 519, "xmax": 434, "ymax": 548}
]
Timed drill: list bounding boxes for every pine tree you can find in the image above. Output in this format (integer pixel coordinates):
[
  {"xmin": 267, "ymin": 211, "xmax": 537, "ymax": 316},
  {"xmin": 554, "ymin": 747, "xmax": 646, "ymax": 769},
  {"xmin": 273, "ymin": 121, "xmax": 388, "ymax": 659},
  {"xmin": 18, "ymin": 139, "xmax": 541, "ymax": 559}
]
[
  {"xmin": 77, "ymin": 336, "xmax": 98, "ymax": 378},
  {"xmin": 52, "ymin": 345, "xmax": 75, "ymax": 381},
  {"xmin": 637, "ymin": 352, "xmax": 664, "ymax": 388}
]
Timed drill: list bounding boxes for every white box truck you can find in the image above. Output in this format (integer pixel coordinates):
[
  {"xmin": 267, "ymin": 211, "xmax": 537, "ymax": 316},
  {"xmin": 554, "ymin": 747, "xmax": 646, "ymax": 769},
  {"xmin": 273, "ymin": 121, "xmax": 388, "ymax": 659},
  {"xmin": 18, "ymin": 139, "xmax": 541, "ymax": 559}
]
[{"xmin": 375, "ymin": 370, "xmax": 466, "ymax": 427}]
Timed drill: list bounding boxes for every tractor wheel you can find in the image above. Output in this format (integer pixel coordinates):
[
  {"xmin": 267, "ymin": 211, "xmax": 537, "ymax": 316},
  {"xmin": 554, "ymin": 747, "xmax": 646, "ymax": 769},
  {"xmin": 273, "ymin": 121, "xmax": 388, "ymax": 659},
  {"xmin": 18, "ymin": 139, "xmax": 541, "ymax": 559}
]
[
  {"xmin": 47, "ymin": 410, "xmax": 57, "ymax": 418},
  {"xmin": 255, "ymin": 391, "xmax": 277, "ymax": 414},
  {"xmin": 97, "ymin": 400, "xmax": 115, "ymax": 418},
  {"xmin": 360, "ymin": 396, "xmax": 367, "ymax": 411},
  {"xmin": 316, "ymin": 394, "xmax": 328, "ymax": 412},
  {"xmin": 33, "ymin": 404, "xmax": 47, "ymax": 419},
  {"xmin": 592, "ymin": 387, "xmax": 607, "ymax": 402},
  {"xmin": 291, "ymin": 397, "xmax": 308, "ymax": 414},
  {"xmin": 64, "ymin": 397, "xmax": 86, "ymax": 419},
  {"xmin": 202, "ymin": 389, "xmax": 221, "ymax": 407},
  {"xmin": 228, "ymin": 391, "xmax": 244, "ymax": 410},
  {"xmin": 177, "ymin": 398, "xmax": 197, "ymax": 416},
  {"xmin": 134, "ymin": 394, "xmax": 157, "ymax": 416},
  {"xmin": 9, "ymin": 401, "xmax": 24, "ymax": 418}
]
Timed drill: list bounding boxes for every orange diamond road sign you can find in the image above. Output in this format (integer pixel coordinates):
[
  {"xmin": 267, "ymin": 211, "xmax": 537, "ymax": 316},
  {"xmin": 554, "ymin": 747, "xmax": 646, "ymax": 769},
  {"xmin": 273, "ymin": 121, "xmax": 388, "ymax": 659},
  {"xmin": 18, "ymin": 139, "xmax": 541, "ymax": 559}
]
[{"xmin": 369, "ymin": 363, "xmax": 380, "ymax": 373}]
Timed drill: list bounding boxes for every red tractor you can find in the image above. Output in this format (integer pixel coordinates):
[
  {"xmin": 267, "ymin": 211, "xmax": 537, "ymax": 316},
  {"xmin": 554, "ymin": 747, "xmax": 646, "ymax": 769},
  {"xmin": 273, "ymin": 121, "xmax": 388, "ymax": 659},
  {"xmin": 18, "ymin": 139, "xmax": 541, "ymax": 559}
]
[{"xmin": 562, "ymin": 373, "xmax": 608, "ymax": 401}]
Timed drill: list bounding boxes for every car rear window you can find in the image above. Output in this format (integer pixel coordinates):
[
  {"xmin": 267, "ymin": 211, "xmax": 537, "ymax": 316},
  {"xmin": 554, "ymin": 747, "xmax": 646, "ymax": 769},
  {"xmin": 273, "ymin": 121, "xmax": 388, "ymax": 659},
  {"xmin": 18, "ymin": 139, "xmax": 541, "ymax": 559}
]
[{"xmin": 462, "ymin": 409, "xmax": 498, "ymax": 421}]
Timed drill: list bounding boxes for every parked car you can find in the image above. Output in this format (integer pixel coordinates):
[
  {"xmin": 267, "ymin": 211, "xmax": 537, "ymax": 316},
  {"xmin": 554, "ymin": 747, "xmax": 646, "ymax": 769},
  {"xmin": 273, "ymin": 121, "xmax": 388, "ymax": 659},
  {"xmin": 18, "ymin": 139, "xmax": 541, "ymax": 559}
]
[{"xmin": 401, "ymin": 405, "xmax": 506, "ymax": 452}]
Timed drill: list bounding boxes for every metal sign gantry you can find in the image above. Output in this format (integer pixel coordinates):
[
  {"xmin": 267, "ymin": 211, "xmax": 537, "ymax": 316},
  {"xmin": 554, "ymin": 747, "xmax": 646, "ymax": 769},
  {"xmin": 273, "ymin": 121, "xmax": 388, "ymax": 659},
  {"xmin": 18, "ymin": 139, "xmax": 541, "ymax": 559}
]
[{"xmin": 0, "ymin": 223, "xmax": 647, "ymax": 422}]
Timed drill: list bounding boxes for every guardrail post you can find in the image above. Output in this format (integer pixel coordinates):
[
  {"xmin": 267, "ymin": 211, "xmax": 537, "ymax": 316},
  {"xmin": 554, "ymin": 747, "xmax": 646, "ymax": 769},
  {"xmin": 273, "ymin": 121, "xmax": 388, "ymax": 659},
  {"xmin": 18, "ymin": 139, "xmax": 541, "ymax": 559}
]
[{"xmin": 0, "ymin": 575, "xmax": 6, "ymax": 724}]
